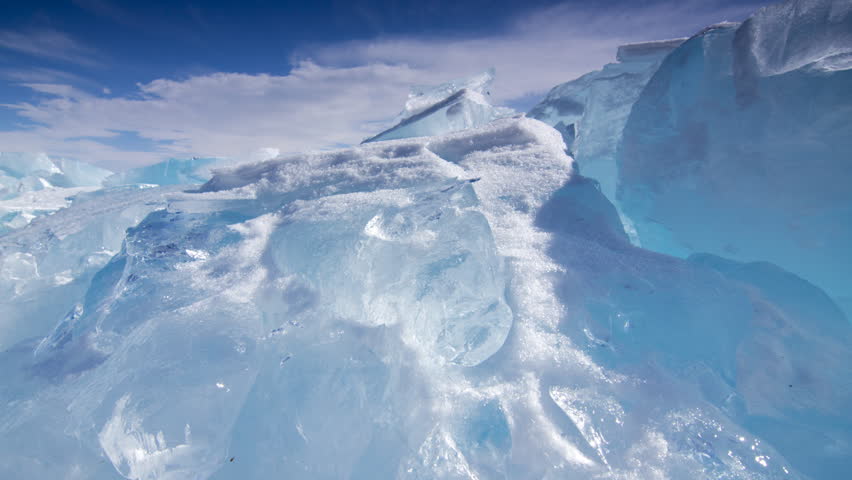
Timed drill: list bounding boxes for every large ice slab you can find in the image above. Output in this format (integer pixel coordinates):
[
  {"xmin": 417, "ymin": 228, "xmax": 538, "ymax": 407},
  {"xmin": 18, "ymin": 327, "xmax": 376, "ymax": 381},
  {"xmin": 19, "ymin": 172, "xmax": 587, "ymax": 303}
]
[
  {"xmin": 1, "ymin": 116, "xmax": 849, "ymax": 479},
  {"xmin": 363, "ymin": 69, "xmax": 513, "ymax": 143},
  {"xmin": 528, "ymin": 39, "xmax": 683, "ymax": 202},
  {"xmin": 617, "ymin": 0, "xmax": 852, "ymax": 317}
]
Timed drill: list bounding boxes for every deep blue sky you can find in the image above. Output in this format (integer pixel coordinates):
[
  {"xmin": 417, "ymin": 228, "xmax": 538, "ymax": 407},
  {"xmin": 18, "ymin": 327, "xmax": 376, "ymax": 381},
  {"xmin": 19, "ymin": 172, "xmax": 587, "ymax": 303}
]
[
  {"xmin": 0, "ymin": 0, "xmax": 774, "ymax": 169},
  {"xmin": 1, "ymin": 0, "xmax": 580, "ymax": 93}
]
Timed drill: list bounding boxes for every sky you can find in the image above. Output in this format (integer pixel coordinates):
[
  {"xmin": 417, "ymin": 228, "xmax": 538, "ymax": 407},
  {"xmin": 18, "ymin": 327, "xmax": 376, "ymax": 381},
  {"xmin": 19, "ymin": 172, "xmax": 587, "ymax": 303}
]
[{"xmin": 0, "ymin": 0, "xmax": 775, "ymax": 171}]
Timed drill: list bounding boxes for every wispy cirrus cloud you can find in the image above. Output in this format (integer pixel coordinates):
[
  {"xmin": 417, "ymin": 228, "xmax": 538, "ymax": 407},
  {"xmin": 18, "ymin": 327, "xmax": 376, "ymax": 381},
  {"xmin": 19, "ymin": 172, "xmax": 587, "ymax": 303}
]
[
  {"xmin": 0, "ymin": 28, "xmax": 100, "ymax": 66},
  {"xmin": 0, "ymin": 66, "xmax": 96, "ymax": 87}
]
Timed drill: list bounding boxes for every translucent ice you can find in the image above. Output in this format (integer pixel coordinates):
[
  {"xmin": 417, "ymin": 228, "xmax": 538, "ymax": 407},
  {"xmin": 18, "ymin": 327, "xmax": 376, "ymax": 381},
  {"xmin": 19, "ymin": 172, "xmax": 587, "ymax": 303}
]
[
  {"xmin": 528, "ymin": 39, "xmax": 683, "ymax": 202},
  {"xmin": 363, "ymin": 69, "xmax": 514, "ymax": 143},
  {"xmin": 617, "ymin": 0, "xmax": 852, "ymax": 316},
  {"xmin": 1, "ymin": 116, "xmax": 849, "ymax": 480},
  {"xmin": 0, "ymin": 184, "xmax": 179, "ymax": 350}
]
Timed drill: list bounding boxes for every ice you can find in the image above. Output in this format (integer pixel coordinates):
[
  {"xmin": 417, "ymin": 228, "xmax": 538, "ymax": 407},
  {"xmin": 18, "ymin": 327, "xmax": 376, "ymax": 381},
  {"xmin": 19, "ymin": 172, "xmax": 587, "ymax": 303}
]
[
  {"xmin": 0, "ymin": 152, "xmax": 112, "ymax": 198},
  {"xmin": 268, "ymin": 181, "xmax": 512, "ymax": 366},
  {"xmin": 0, "ymin": 186, "xmax": 100, "ymax": 234},
  {"xmin": 2, "ymin": 5, "xmax": 852, "ymax": 474},
  {"xmin": 0, "ymin": 153, "xmax": 113, "ymax": 231},
  {"xmin": 617, "ymin": 0, "xmax": 852, "ymax": 317},
  {"xmin": 736, "ymin": 0, "xmax": 852, "ymax": 76},
  {"xmin": 528, "ymin": 39, "xmax": 683, "ymax": 202},
  {"xmin": 0, "ymin": 114, "xmax": 849, "ymax": 479},
  {"xmin": 363, "ymin": 69, "xmax": 514, "ymax": 143},
  {"xmin": 103, "ymin": 157, "xmax": 222, "ymax": 187},
  {"xmin": 0, "ymin": 185, "xmax": 181, "ymax": 350}
]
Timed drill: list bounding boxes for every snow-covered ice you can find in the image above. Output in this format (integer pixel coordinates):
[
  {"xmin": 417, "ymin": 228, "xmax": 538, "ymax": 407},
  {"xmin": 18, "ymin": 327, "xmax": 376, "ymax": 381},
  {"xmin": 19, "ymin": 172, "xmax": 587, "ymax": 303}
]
[
  {"xmin": 1, "ymin": 115, "xmax": 849, "ymax": 480},
  {"xmin": 0, "ymin": 1, "xmax": 851, "ymax": 479}
]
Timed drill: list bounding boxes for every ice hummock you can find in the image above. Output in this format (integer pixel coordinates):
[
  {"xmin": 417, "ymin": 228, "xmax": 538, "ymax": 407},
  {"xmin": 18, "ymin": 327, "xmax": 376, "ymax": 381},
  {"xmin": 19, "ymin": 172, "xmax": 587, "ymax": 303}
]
[
  {"xmin": 617, "ymin": 0, "xmax": 852, "ymax": 320},
  {"xmin": 362, "ymin": 69, "xmax": 514, "ymax": 143},
  {"xmin": 0, "ymin": 115, "xmax": 849, "ymax": 479},
  {"xmin": 528, "ymin": 39, "xmax": 683, "ymax": 203}
]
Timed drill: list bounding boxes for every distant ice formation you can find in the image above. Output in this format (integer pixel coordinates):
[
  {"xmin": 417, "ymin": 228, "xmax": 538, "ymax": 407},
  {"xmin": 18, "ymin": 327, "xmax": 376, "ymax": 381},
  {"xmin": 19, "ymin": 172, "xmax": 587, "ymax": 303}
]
[
  {"xmin": 0, "ymin": 152, "xmax": 112, "ymax": 198},
  {"xmin": 0, "ymin": 152, "xmax": 113, "ymax": 233},
  {"xmin": 103, "ymin": 157, "xmax": 223, "ymax": 187},
  {"xmin": 363, "ymin": 69, "xmax": 514, "ymax": 143}
]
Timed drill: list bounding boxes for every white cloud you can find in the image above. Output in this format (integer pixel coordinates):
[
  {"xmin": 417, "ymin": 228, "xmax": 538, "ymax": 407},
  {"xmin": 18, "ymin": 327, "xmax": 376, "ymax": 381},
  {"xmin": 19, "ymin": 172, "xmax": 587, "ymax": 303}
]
[
  {"xmin": 0, "ymin": 28, "xmax": 99, "ymax": 66},
  {"xmin": 0, "ymin": 67, "xmax": 91, "ymax": 85},
  {"xmin": 303, "ymin": 0, "xmax": 764, "ymax": 102},
  {"xmin": 0, "ymin": 62, "xmax": 423, "ymax": 170},
  {"xmin": 0, "ymin": 0, "xmax": 766, "ymax": 171}
]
